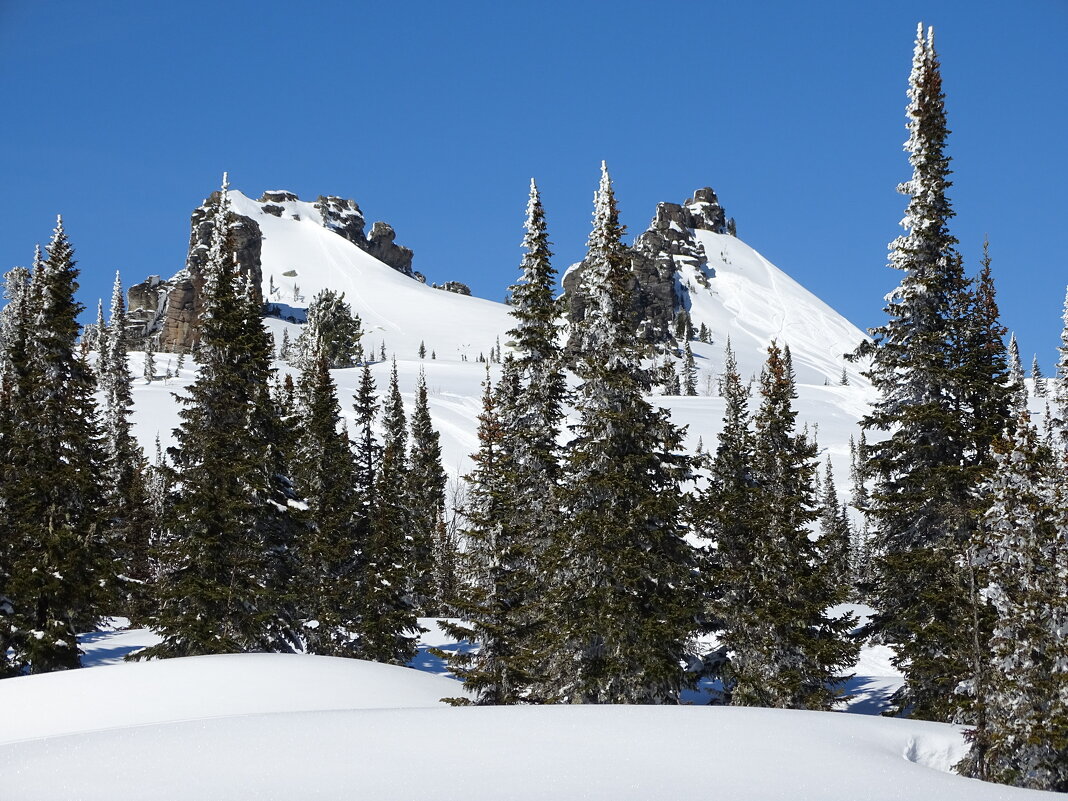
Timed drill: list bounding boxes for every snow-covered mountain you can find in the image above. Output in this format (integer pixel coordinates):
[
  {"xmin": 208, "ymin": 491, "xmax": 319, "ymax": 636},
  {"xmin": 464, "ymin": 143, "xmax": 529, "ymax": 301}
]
[{"xmin": 125, "ymin": 185, "xmax": 873, "ymax": 485}]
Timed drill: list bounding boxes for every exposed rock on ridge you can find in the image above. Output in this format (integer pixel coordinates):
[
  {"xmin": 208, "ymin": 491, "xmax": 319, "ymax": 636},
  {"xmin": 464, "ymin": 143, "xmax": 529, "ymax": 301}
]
[
  {"xmin": 563, "ymin": 186, "xmax": 733, "ymax": 352},
  {"xmin": 128, "ymin": 188, "xmax": 420, "ymax": 352}
]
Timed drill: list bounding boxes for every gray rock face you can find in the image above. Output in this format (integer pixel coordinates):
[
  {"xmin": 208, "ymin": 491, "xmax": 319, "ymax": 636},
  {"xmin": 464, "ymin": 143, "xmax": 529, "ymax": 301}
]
[
  {"xmin": 563, "ymin": 187, "xmax": 732, "ymax": 352},
  {"xmin": 314, "ymin": 195, "xmax": 367, "ymax": 246},
  {"xmin": 365, "ymin": 221, "xmax": 415, "ymax": 277},
  {"xmin": 258, "ymin": 191, "xmax": 299, "ymax": 203},
  {"xmin": 129, "ymin": 192, "xmax": 264, "ymax": 352}
]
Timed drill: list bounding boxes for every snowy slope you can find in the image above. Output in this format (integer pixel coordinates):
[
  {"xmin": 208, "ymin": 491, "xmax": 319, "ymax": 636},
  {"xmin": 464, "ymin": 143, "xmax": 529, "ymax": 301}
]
[
  {"xmin": 682, "ymin": 229, "xmax": 870, "ymax": 388},
  {"xmin": 228, "ymin": 190, "xmax": 514, "ymax": 363},
  {"xmin": 0, "ymin": 651, "xmax": 1055, "ymax": 800}
]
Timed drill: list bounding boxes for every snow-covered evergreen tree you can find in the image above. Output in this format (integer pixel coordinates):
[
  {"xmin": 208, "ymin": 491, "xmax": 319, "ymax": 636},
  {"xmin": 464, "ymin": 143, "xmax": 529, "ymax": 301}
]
[
  {"xmin": 682, "ymin": 340, "xmax": 698, "ymax": 396},
  {"xmin": 852, "ymin": 25, "xmax": 1004, "ymax": 721},
  {"xmin": 540, "ymin": 162, "xmax": 697, "ymax": 704},
  {"xmin": 408, "ymin": 369, "xmax": 446, "ymax": 614},
  {"xmin": 364, "ymin": 358, "xmax": 421, "ymax": 664},
  {"xmin": 0, "ymin": 219, "xmax": 110, "ymax": 673},
  {"xmin": 1032, "ymin": 354, "xmax": 1047, "ymax": 397},
  {"xmin": 1007, "ymin": 332, "xmax": 1027, "ymax": 413},
  {"xmin": 140, "ymin": 175, "xmax": 302, "ymax": 658},
  {"xmin": 1053, "ymin": 286, "xmax": 1068, "ymax": 446},
  {"xmin": 963, "ymin": 413, "xmax": 1068, "ymax": 790},
  {"xmin": 294, "ymin": 289, "xmax": 363, "ymax": 369}
]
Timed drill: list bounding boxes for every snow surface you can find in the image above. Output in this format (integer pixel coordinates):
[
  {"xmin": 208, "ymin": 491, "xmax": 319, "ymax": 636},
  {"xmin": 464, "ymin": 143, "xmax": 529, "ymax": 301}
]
[{"xmin": 0, "ymin": 649, "xmax": 1054, "ymax": 800}]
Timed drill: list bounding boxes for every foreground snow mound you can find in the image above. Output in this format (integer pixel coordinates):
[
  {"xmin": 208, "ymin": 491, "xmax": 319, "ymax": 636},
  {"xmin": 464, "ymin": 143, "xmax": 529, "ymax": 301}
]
[
  {"xmin": 0, "ymin": 701, "xmax": 1057, "ymax": 800},
  {"xmin": 0, "ymin": 653, "xmax": 459, "ymax": 745}
]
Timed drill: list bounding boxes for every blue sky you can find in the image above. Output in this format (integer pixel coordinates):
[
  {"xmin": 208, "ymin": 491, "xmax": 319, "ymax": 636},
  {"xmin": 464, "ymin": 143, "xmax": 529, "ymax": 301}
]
[{"xmin": 1, "ymin": 1, "xmax": 1065, "ymax": 368}]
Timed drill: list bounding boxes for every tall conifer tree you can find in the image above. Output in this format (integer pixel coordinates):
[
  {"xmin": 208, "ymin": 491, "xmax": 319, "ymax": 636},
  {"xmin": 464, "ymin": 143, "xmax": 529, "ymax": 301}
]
[
  {"xmin": 853, "ymin": 25, "xmax": 1003, "ymax": 721},
  {"xmin": 540, "ymin": 162, "xmax": 696, "ymax": 704},
  {"xmin": 1, "ymin": 220, "xmax": 109, "ymax": 672},
  {"xmin": 142, "ymin": 175, "xmax": 300, "ymax": 658},
  {"xmin": 408, "ymin": 369, "xmax": 446, "ymax": 614},
  {"xmin": 363, "ymin": 359, "xmax": 421, "ymax": 664}
]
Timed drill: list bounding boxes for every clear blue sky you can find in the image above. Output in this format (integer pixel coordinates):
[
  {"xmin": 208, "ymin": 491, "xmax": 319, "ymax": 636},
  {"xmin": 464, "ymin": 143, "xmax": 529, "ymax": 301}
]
[{"xmin": 1, "ymin": 1, "xmax": 1065, "ymax": 368}]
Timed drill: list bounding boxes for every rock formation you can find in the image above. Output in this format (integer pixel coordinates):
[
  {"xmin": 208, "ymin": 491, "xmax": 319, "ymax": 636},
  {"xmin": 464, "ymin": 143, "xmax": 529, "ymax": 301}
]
[{"xmin": 562, "ymin": 187, "xmax": 733, "ymax": 352}]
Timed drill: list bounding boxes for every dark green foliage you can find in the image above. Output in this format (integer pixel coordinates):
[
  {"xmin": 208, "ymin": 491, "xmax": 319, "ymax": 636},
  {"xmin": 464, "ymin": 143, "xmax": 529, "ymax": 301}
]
[
  {"xmin": 853, "ymin": 26, "xmax": 1008, "ymax": 722},
  {"xmin": 721, "ymin": 342, "xmax": 857, "ymax": 709},
  {"xmin": 291, "ymin": 354, "xmax": 364, "ymax": 657},
  {"xmin": 440, "ymin": 368, "xmax": 536, "ymax": 704},
  {"xmin": 0, "ymin": 222, "xmax": 110, "ymax": 674},
  {"xmin": 362, "ymin": 359, "xmax": 421, "ymax": 664},
  {"xmin": 540, "ymin": 163, "xmax": 697, "ymax": 704},
  {"xmin": 140, "ymin": 178, "xmax": 302, "ymax": 659},
  {"xmin": 408, "ymin": 369, "xmax": 446, "ymax": 614}
]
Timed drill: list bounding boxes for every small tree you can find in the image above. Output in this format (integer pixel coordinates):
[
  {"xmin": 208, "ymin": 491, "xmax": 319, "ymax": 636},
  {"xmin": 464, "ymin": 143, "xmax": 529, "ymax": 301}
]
[{"xmin": 295, "ymin": 289, "xmax": 363, "ymax": 368}]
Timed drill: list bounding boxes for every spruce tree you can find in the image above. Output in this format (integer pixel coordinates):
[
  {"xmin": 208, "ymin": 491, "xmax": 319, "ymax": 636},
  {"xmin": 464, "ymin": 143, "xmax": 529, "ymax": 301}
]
[
  {"xmin": 819, "ymin": 458, "xmax": 854, "ymax": 595},
  {"xmin": 852, "ymin": 25, "xmax": 1000, "ymax": 721},
  {"xmin": 1053, "ymin": 286, "xmax": 1068, "ymax": 446},
  {"xmin": 540, "ymin": 162, "xmax": 697, "ymax": 704},
  {"xmin": 291, "ymin": 353, "xmax": 364, "ymax": 657},
  {"xmin": 682, "ymin": 341, "xmax": 698, "ymax": 396},
  {"xmin": 1032, "ymin": 355, "xmax": 1046, "ymax": 398},
  {"xmin": 141, "ymin": 175, "xmax": 301, "ymax": 658},
  {"xmin": 1007, "ymin": 332, "xmax": 1027, "ymax": 413},
  {"xmin": 440, "ymin": 368, "xmax": 534, "ymax": 703},
  {"xmin": 695, "ymin": 340, "xmax": 756, "ymax": 697},
  {"xmin": 963, "ymin": 413, "xmax": 1068, "ymax": 790},
  {"xmin": 1, "ymin": 220, "xmax": 110, "ymax": 673},
  {"xmin": 407, "ymin": 369, "xmax": 446, "ymax": 614},
  {"xmin": 364, "ymin": 358, "xmax": 421, "ymax": 664},
  {"xmin": 726, "ymin": 342, "xmax": 857, "ymax": 709},
  {"xmin": 99, "ymin": 271, "xmax": 153, "ymax": 623}
]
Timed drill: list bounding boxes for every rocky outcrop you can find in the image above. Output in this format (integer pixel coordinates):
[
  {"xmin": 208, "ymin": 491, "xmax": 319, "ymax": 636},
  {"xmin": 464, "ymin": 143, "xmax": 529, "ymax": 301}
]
[
  {"xmin": 365, "ymin": 221, "xmax": 414, "ymax": 277},
  {"xmin": 563, "ymin": 187, "xmax": 732, "ymax": 352},
  {"xmin": 128, "ymin": 192, "xmax": 263, "ymax": 351},
  {"xmin": 126, "ymin": 186, "xmax": 445, "ymax": 351},
  {"xmin": 314, "ymin": 195, "xmax": 367, "ymax": 247}
]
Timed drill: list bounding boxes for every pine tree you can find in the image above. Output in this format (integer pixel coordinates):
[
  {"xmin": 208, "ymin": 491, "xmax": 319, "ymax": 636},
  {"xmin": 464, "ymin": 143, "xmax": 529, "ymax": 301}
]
[
  {"xmin": 291, "ymin": 353, "xmax": 364, "ymax": 657},
  {"xmin": 682, "ymin": 340, "xmax": 698, "ymax": 396},
  {"xmin": 963, "ymin": 413, "xmax": 1068, "ymax": 790},
  {"xmin": 852, "ymin": 25, "xmax": 999, "ymax": 721},
  {"xmin": 1032, "ymin": 355, "xmax": 1046, "ymax": 397},
  {"xmin": 140, "ymin": 175, "xmax": 301, "ymax": 658},
  {"xmin": 99, "ymin": 271, "xmax": 153, "ymax": 623},
  {"xmin": 725, "ymin": 342, "xmax": 857, "ymax": 709},
  {"xmin": 440, "ymin": 368, "xmax": 534, "ymax": 703},
  {"xmin": 1, "ymin": 220, "xmax": 110, "ymax": 673},
  {"xmin": 540, "ymin": 162, "xmax": 697, "ymax": 704},
  {"xmin": 418, "ymin": 340, "xmax": 426, "ymax": 359},
  {"xmin": 408, "ymin": 369, "xmax": 446, "ymax": 614},
  {"xmin": 364, "ymin": 358, "xmax": 421, "ymax": 664},
  {"xmin": 1007, "ymin": 332, "xmax": 1027, "ymax": 413}
]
